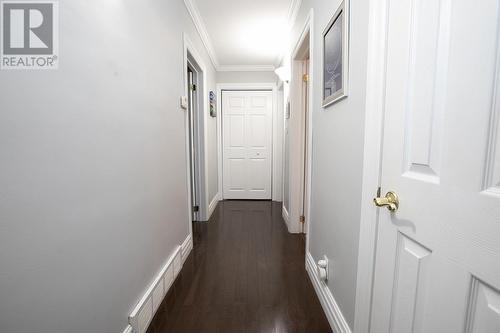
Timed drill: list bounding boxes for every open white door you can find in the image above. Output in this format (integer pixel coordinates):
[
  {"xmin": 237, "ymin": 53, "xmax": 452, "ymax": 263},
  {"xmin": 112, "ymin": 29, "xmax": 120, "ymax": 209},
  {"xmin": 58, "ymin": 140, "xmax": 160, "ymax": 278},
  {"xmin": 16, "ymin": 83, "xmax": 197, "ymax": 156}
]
[
  {"xmin": 371, "ymin": 0, "xmax": 500, "ymax": 332},
  {"xmin": 222, "ymin": 91, "xmax": 273, "ymax": 200}
]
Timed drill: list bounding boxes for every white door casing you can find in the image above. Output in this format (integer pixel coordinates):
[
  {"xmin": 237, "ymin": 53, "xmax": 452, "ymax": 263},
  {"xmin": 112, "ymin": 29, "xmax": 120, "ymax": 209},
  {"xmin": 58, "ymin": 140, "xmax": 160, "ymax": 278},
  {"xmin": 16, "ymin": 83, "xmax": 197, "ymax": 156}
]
[
  {"xmin": 300, "ymin": 59, "xmax": 310, "ymax": 234},
  {"xmin": 370, "ymin": 0, "xmax": 500, "ymax": 332},
  {"xmin": 222, "ymin": 91, "xmax": 273, "ymax": 199}
]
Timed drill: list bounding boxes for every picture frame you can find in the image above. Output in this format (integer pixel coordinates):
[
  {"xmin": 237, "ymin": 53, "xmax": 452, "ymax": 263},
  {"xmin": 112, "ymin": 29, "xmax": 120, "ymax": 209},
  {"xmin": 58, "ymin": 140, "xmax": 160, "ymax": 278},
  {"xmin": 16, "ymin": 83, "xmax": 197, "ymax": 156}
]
[
  {"xmin": 209, "ymin": 91, "xmax": 216, "ymax": 117},
  {"xmin": 322, "ymin": 0, "xmax": 349, "ymax": 108}
]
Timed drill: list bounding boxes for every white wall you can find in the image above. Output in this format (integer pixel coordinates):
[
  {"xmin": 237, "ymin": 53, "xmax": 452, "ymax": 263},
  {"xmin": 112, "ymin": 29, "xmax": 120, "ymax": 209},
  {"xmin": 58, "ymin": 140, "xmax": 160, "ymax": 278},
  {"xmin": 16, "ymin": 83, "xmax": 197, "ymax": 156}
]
[
  {"xmin": 0, "ymin": 1, "xmax": 216, "ymax": 332},
  {"xmin": 216, "ymin": 71, "xmax": 277, "ymax": 84},
  {"xmin": 287, "ymin": 0, "xmax": 369, "ymax": 329}
]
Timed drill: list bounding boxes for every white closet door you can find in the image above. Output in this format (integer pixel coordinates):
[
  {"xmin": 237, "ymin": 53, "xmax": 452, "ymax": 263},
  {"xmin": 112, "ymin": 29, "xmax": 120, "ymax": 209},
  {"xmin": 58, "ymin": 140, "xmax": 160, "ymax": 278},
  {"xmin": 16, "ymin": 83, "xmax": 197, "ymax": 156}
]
[
  {"xmin": 370, "ymin": 0, "xmax": 500, "ymax": 332},
  {"xmin": 222, "ymin": 91, "xmax": 272, "ymax": 199}
]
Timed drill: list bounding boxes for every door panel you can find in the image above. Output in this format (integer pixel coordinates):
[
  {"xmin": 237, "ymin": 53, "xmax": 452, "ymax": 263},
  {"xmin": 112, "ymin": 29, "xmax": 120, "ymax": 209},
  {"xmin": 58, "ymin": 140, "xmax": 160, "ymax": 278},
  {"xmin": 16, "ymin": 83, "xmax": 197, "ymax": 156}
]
[
  {"xmin": 223, "ymin": 91, "xmax": 272, "ymax": 199},
  {"xmin": 467, "ymin": 279, "xmax": 500, "ymax": 333},
  {"xmin": 229, "ymin": 115, "xmax": 245, "ymax": 147},
  {"xmin": 371, "ymin": 0, "xmax": 500, "ymax": 332}
]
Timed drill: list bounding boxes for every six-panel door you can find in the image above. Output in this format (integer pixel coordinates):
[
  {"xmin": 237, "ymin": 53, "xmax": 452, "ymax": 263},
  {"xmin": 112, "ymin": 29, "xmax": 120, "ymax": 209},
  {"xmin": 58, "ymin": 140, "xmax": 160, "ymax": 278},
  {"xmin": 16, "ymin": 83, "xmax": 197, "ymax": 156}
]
[
  {"xmin": 222, "ymin": 91, "xmax": 273, "ymax": 200},
  {"xmin": 371, "ymin": 0, "xmax": 500, "ymax": 332}
]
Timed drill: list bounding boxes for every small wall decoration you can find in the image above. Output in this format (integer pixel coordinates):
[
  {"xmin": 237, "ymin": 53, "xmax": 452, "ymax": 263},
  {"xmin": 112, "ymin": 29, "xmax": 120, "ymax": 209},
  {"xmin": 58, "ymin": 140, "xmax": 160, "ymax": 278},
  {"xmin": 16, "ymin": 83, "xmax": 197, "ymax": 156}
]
[
  {"xmin": 322, "ymin": 0, "xmax": 349, "ymax": 108},
  {"xmin": 209, "ymin": 91, "xmax": 217, "ymax": 117}
]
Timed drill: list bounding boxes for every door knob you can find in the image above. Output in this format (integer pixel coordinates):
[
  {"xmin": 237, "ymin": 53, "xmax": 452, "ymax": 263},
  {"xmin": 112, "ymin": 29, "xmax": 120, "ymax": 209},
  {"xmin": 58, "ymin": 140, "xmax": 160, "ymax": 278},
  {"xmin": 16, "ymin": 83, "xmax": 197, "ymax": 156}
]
[{"xmin": 374, "ymin": 191, "xmax": 399, "ymax": 212}]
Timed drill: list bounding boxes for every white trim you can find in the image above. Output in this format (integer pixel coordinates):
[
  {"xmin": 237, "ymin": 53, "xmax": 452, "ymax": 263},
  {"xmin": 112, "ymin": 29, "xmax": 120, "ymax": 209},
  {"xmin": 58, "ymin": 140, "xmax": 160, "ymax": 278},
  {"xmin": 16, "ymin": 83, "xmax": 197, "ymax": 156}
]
[
  {"xmin": 273, "ymin": 87, "xmax": 284, "ymax": 201},
  {"xmin": 287, "ymin": 0, "xmax": 303, "ymax": 30},
  {"xmin": 286, "ymin": 9, "xmax": 314, "ymax": 236},
  {"xmin": 217, "ymin": 89, "xmax": 223, "ymax": 201},
  {"xmin": 216, "ymin": 83, "xmax": 279, "ymax": 201},
  {"xmin": 183, "ymin": 0, "xmax": 292, "ymax": 71},
  {"xmin": 183, "ymin": 33, "xmax": 211, "ymax": 222},
  {"xmin": 183, "ymin": 0, "xmax": 218, "ymax": 69},
  {"xmin": 275, "ymin": 0, "xmax": 304, "ymax": 66},
  {"xmin": 272, "ymin": 85, "xmax": 282, "ymax": 202},
  {"xmin": 217, "ymin": 65, "xmax": 276, "ymax": 72},
  {"xmin": 181, "ymin": 234, "xmax": 193, "ymax": 264},
  {"xmin": 122, "ymin": 325, "xmax": 133, "ymax": 333},
  {"xmin": 128, "ymin": 234, "xmax": 190, "ymax": 333},
  {"xmin": 183, "ymin": 34, "xmax": 194, "ymax": 243},
  {"xmin": 208, "ymin": 193, "xmax": 220, "ymax": 219},
  {"xmin": 303, "ymin": 10, "xmax": 314, "ymax": 251},
  {"xmin": 353, "ymin": 0, "xmax": 389, "ymax": 331},
  {"xmin": 282, "ymin": 205, "xmax": 291, "ymax": 230},
  {"xmin": 306, "ymin": 252, "xmax": 352, "ymax": 333}
]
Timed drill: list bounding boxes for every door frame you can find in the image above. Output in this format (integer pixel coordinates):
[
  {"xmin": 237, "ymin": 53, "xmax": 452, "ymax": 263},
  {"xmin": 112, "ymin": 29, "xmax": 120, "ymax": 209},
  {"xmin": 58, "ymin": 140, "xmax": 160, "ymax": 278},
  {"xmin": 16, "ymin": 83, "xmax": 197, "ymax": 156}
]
[
  {"xmin": 183, "ymin": 33, "xmax": 209, "ymax": 232},
  {"xmin": 353, "ymin": 0, "xmax": 390, "ymax": 332},
  {"xmin": 286, "ymin": 9, "xmax": 314, "ymax": 237},
  {"xmin": 216, "ymin": 83, "xmax": 279, "ymax": 201},
  {"xmin": 186, "ymin": 63, "xmax": 201, "ymax": 222}
]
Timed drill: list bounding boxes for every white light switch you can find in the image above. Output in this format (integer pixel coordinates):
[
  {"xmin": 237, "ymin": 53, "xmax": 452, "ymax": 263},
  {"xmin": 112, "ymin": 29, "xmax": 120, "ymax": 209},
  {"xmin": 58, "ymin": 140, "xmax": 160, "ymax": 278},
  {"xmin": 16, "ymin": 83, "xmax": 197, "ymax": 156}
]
[{"xmin": 180, "ymin": 96, "xmax": 188, "ymax": 110}]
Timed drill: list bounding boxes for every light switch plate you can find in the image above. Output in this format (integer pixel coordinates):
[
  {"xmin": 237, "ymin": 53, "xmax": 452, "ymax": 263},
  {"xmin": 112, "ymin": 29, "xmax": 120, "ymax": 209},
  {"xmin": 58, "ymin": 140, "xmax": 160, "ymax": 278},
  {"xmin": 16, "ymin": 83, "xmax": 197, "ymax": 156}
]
[{"xmin": 180, "ymin": 96, "xmax": 188, "ymax": 110}]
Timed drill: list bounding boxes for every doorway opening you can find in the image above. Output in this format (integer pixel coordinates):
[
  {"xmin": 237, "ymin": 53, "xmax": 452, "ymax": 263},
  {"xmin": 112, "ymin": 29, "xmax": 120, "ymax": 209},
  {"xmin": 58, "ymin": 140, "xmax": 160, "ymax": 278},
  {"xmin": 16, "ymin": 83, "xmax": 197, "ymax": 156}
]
[
  {"xmin": 183, "ymin": 35, "xmax": 209, "ymax": 229},
  {"xmin": 186, "ymin": 61, "xmax": 202, "ymax": 222},
  {"xmin": 298, "ymin": 52, "xmax": 310, "ymax": 234},
  {"xmin": 285, "ymin": 23, "xmax": 312, "ymax": 237}
]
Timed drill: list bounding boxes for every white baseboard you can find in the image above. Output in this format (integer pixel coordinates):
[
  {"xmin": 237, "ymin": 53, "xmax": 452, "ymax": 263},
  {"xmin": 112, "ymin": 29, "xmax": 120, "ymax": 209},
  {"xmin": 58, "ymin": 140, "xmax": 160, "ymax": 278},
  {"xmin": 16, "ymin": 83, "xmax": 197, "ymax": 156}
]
[
  {"xmin": 122, "ymin": 325, "xmax": 133, "ymax": 333},
  {"xmin": 282, "ymin": 206, "xmax": 301, "ymax": 234},
  {"xmin": 128, "ymin": 233, "xmax": 193, "ymax": 333},
  {"xmin": 181, "ymin": 233, "xmax": 193, "ymax": 264},
  {"xmin": 282, "ymin": 205, "xmax": 291, "ymax": 230},
  {"xmin": 306, "ymin": 252, "xmax": 352, "ymax": 333},
  {"xmin": 208, "ymin": 193, "xmax": 219, "ymax": 220}
]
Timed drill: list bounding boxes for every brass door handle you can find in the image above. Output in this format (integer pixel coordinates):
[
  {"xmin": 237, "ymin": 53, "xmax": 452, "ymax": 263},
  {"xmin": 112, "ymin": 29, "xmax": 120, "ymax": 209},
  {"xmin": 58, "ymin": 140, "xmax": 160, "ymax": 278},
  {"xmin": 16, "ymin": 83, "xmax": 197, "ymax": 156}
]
[{"xmin": 374, "ymin": 191, "xmax": 399, "ymax": 212}]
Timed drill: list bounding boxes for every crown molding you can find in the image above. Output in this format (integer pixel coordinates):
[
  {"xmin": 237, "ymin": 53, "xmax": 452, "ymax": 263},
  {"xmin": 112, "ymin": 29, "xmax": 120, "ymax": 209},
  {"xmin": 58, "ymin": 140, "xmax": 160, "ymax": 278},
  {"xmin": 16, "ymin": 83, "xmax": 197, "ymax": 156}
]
[
  {"xmin": 274, "ymin": 0, "xmax": 303, "ymax": 66},
  {"xmin": 288, "ymin": 0, "xmax": 303, "ymax": 30},
  {"xmin": 184, "ymin": 0, "xmax": 298, "ymax": 72},
  {"xmin": 217, "ymin": 65, "xmax": 276, "ymax": 72},
  {"xmin": 183, "ymin": 0, "xmax": 219, "ymax": 69}
]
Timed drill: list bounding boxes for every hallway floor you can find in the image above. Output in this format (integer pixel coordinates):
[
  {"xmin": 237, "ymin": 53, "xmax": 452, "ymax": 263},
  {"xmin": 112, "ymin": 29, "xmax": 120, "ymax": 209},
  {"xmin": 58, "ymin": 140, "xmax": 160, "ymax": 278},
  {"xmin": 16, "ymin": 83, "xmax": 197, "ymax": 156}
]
[{"xmin": 147, "ymin": 200, "xmax": 332, "ymax": 333}]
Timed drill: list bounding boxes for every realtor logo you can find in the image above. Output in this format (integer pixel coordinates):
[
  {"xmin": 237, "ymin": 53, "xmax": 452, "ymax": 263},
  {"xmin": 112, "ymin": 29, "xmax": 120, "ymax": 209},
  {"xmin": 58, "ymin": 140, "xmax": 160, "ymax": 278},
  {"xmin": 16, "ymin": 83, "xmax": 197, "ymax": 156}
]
[{"xmin": 1, "ymin": 1, "xmax": 58, "ymax": 69}]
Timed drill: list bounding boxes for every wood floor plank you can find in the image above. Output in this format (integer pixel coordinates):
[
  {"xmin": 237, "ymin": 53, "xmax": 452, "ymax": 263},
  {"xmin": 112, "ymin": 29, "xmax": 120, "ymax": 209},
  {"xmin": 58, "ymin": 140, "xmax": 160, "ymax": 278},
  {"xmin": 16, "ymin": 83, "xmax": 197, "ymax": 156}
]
[{"xmin": 147, "ymin": 201, "xmax": 332, "ymax": 333}]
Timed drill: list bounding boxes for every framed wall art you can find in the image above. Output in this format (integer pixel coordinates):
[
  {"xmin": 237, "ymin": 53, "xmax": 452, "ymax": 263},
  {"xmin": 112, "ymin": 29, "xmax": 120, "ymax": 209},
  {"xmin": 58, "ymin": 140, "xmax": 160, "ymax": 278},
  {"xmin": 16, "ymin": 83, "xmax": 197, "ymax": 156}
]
[
  {"xmin": 322, "ymin": 0, "xmax": 349, "ymax": 108},
  {"xmin": 209, "ymin": 91, "xmax": 216, "ymax": 117}
]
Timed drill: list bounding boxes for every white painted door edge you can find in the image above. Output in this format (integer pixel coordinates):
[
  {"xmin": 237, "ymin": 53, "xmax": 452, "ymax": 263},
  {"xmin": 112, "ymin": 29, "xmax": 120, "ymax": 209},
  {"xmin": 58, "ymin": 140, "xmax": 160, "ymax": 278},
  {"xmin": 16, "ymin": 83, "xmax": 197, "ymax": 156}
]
[{"xmin": 353, "ymin": 0, "xmax": 389, "ymax": 332}]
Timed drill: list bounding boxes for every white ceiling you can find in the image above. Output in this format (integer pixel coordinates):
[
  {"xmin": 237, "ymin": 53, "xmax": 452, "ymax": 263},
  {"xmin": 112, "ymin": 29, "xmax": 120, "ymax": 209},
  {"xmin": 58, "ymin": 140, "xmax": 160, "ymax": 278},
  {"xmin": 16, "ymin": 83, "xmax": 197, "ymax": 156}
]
[{"xmin": 186, "ymin": 0, "xmax": 301, "ymax": 71}]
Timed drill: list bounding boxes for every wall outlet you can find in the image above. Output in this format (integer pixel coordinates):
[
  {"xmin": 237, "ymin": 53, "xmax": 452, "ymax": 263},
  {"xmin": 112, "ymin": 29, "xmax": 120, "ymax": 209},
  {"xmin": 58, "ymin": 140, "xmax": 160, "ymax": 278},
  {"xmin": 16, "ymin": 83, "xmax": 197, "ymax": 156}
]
[{"xmin": 317, "ymin": 255, "xmax": 329, "ymax": 282}]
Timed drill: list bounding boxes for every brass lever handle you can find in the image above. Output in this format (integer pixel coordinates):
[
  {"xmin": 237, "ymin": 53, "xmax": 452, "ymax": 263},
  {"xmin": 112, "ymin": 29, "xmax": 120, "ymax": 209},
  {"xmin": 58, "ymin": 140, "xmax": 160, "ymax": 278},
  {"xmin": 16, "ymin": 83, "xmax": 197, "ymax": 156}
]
[{"xmin": 374, "ymin": 191, "xmax": 399, "ymax": 212}]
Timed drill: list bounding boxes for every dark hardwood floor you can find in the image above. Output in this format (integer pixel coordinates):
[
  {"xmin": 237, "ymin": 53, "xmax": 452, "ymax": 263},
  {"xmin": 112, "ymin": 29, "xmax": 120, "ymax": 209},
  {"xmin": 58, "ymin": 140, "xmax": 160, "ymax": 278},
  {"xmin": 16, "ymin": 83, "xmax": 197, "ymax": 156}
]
[{"xmin": 147, "ymin": 200, "xmax": 332, "ymax": 333}]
